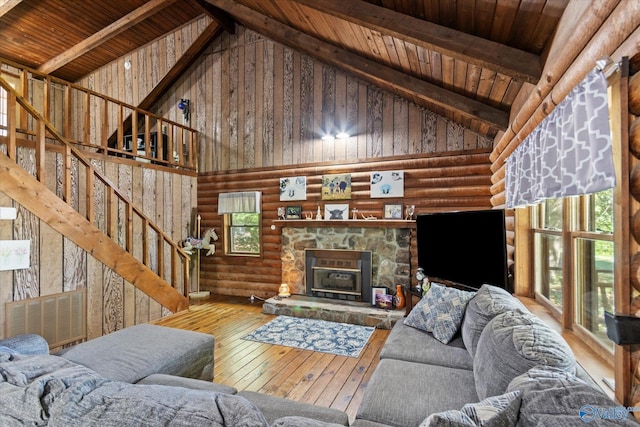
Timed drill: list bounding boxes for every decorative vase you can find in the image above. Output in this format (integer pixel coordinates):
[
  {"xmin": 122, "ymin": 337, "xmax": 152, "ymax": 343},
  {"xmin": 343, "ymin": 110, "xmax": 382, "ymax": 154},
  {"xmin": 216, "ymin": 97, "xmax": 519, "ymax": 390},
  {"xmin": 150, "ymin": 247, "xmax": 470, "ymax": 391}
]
[{"xmin": 394, "ymin": 284, "xmax": 405, "ymax": 309}]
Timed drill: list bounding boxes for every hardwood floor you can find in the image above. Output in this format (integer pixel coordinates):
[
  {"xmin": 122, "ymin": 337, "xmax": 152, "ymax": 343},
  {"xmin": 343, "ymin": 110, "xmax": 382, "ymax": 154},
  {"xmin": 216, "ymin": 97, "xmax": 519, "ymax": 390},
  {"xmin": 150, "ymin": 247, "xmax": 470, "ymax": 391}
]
[{"xmin": 152, "ymin": 295, "xmax": 391, "ymax": 423}]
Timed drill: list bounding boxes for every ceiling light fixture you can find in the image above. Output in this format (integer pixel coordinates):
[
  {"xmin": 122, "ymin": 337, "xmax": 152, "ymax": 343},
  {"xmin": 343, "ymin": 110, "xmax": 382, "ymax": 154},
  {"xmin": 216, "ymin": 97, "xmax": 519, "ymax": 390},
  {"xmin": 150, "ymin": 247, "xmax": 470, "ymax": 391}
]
[{"xmin": 336, "ymin": 132, "xmax": 350, "ymax": 139}]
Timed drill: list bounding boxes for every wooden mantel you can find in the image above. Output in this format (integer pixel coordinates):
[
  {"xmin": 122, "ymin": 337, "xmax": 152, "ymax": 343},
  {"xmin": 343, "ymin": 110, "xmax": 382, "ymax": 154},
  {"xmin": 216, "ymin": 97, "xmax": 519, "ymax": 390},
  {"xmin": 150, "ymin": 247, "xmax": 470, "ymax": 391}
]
[{"xmin": 273, "ymin": 219, "xmax": 416, "ymax": 229}]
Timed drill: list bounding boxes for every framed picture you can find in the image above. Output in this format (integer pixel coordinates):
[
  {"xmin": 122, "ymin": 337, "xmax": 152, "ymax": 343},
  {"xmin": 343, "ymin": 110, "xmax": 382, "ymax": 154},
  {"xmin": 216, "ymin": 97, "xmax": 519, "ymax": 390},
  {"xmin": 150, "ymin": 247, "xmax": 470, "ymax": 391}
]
[
  {"xmin": 324, "ymin": 203, "xmax": 349, "ymax": 220},
  {"xmin": 286, "ymin": 205, "xmax": 302, "ymax": 219},
  {"xmin": 370, "ymin": 171, "xmax": 404, "ymax": 198},
  {"xmin": 280, "ymin": 176, "xmax": 307, "ymax": 201},
  {"xmin": 384, "ymin": 203, "xmax": 403, "ymax": 219},
  {"xmin": 322, "ymin": 173, "xmax": 351, "ymax": 200},
  {"xmin": 375, "ymin": 293, "xmax": 394, "ymax": 310},
  {"xmin": 371, "ymin": 287, "xmax": 386, "ymax": 306}
]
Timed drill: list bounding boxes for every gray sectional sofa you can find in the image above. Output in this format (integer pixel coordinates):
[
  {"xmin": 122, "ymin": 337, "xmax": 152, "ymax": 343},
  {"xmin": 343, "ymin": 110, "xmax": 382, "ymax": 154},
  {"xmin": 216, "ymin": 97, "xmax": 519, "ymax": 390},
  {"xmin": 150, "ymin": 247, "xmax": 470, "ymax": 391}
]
[
  {"xmin": 1, "ymin": 285, "xmax": 637, "ymax": 426},
  {"xmin": 353, "ymin": 284, "xmax": 637, "ymax": 427},
  {"xmin": 0, "ymin": 323, "xmax": 349, "ymax": 426}
]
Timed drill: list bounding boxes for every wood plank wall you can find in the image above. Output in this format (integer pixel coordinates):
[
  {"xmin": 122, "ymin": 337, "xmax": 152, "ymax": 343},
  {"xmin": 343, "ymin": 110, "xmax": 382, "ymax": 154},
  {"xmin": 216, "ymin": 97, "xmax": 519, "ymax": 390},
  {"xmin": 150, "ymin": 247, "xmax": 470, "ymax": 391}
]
[
  {"xmin": 0, "ymin": 18, "xmax": 208, "ymax": 340},
  {"xmin": 1, "ymin": 17, "xmax": 496, "ymax": 336},
  {"xmin": 74, "ymin": 20, "xmax": 496, "ymax": 298},
  {"xmin": 198, "ymin": 150, "xmax": 494, "ymax": 298},
  {"xmin": 148, "ymin": 26, "xmax": 494, "ymax": 172},
  {"xmin": 0, "ymin": 146, "xmax": 196, "ymax": 341}
]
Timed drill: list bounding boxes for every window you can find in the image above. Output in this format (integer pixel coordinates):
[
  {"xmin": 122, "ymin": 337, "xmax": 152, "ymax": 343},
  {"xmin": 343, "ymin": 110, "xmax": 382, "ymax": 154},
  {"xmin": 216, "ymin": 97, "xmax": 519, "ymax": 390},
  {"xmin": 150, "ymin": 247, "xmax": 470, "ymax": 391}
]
[
  {"xmin": 574, "ymin": 190, "xmax": 614, "ymax": 348},
  {"xmin": 224, "ymin": 213, "xmax": 260, "ymax": 256},
  {"xmin": 532, "ymin": 190, "xmax": 614, "ymax": 351},
  {"xmin": 532, "ymin": 198, "xmax": 564, "ymax": 309}
]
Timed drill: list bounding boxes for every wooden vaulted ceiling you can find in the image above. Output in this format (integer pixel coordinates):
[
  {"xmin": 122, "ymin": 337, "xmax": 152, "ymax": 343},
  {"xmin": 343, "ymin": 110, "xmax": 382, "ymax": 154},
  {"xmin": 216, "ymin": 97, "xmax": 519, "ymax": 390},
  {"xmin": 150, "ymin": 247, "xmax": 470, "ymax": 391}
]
[{"xmin": 0, "ymin": 0, "xmax": 569, "ymax": 138}]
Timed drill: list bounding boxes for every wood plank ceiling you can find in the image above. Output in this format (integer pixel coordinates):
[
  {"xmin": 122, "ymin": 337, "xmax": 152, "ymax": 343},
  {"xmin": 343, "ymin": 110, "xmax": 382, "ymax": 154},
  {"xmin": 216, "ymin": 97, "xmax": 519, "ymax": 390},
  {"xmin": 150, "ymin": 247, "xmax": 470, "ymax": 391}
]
[{"xmin": 0, "ymin": 0, "xmax": 568, "ymax": 139}]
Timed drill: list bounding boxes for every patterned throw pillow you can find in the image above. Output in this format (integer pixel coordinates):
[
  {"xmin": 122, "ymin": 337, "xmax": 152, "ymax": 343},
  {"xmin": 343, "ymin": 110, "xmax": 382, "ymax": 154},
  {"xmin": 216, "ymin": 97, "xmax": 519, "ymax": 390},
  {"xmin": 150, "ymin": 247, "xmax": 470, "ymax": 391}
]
[
  {"xmin": 420, "ymin": 391, "xmax": 521, "ymax": 427},
  {"xmin": 404, "ymin": 283, "xmax": 475, "ymax": 344}
]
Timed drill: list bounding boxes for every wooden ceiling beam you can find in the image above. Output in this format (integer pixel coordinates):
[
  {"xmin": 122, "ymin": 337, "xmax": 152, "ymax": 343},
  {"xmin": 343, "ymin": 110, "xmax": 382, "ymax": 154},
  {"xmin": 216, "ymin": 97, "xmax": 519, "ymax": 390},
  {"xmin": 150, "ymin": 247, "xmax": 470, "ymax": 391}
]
[
  {"xmin": 38, "ymin": 0, "xmax": 180, "ymax": 75},
  {"xmin": 194, "ymin": 0, "xmax": 235, "ymax": 34},
  {"xmin": 207, "ymin": 0, "xmax": 509, "ymax": 131},
  {"xmin": 292, "ymin": 0, "xmax": 541, "ymax": 84},
  {"xmin": 0, "ymin": 0, "xmax": 21, "ymax": 18}
]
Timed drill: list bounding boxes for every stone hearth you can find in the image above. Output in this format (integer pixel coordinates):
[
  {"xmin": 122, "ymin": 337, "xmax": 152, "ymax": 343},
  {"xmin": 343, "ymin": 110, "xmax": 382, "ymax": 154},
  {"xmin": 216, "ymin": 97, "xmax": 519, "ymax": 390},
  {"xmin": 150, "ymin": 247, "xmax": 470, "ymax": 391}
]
[{"xmin": 263, "ymin": 295, "xmax": 404, "ymax": 329}]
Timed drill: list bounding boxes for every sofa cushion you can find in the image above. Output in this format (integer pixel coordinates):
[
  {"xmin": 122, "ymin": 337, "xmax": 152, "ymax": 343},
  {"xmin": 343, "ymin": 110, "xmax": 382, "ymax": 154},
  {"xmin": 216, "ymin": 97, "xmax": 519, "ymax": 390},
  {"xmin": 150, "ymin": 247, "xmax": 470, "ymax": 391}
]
[
  {"xmin": 272, "ymin": 416, "xmax": 350, "ymax": 427},
  {"xmin": 461, "ymin": 284, "xmax": 528, "ymax": 358},
  {"xmin": 473, "ymin": 310, "xmax": 576, "ymax": 400},
  {"xmin": 238, "ymin": 390, "xmax": 349, "ymax": 426},
  {"xmin": 507, "ymin": 367, "xmax": 639, "ymax": 426},
  {"xmin": 421, "ymin": 391, "xmax": 521, "ymax": 427},
  {"xmin": 380, "ymin": 321, "xmax": 473, "ymax": 370},
  {"xmin": 404, "ymin": 283, "xmax": 475, "ymax": 344},
  {"xmin": 57, "ymin": 324, "xmax": 215, "ymax": 383},
  {"xmin": 356, "ymin": 358, "xmax": 478, "ymax": 427},
  {"xmin": 137, "ymin": 373, "xmax": 238, "ymax": 394}
]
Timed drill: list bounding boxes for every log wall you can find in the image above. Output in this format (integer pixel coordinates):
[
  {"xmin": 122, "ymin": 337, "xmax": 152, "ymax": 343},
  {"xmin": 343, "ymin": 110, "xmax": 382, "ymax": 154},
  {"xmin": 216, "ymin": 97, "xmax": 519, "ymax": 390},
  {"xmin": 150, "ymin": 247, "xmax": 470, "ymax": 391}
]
[
  {"xmin": 488, "ymin": 0, "xmax": 640, "ymax": 410},
  {"xmin": 198, "ymin": 151, "xmax": 493, "ymax": 298}
]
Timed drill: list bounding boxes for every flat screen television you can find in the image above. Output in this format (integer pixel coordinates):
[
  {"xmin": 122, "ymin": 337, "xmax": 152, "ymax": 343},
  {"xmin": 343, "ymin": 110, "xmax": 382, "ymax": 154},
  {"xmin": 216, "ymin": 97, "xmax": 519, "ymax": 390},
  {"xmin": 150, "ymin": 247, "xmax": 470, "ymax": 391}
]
[{"xmin": 416, "ymin": 209, "xmax": 509, "ymax": 292}]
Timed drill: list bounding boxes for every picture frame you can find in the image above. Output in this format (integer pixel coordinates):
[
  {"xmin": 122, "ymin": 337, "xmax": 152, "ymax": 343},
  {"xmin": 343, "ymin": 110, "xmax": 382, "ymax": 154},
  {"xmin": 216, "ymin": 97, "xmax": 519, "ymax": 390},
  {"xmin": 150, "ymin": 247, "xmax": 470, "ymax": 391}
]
[
  {"xmin": 280, "ymin": 176, "xmax": 307, "ymax": 201},
  {"xmin": 370, "ymin": 170, "xmax": 404, "ymax": 198},
  {"xmin": 286, "ymin": 205, "xmax": 302, "ymax": 219},
  {"xmin": 375, "ymin": 293, "xmax": 394, "ymax": 310},
  {"xmin": 322, "ymin": 173, "xmax": 351, "ymax": 200},
  {"xmin": 383, "ymin": 203, "xmax": 403, "ymax": 219},
  {"xmin": 371, "ymin": 287, "xmax": 386, "ymax": 306},
  {"xmin": 324, "ymin": 203, "xmax": 349, "ymax": 220}
]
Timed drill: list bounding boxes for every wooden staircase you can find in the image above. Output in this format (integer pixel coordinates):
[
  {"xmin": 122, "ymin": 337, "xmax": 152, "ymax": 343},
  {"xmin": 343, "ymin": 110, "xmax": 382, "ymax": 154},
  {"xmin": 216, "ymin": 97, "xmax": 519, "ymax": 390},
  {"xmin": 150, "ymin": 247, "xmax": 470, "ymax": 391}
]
[{"xmin": 0, "ymin": 64, "xmax": 195, "ymax": 314}]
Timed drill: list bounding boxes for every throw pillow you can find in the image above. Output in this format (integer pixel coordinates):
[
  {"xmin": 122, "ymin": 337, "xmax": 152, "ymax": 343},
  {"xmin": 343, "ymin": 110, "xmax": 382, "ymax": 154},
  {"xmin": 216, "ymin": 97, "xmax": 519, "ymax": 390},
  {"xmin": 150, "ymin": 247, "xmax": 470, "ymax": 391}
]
[
  {"xmin": 404, "ymin": 282, "xmax": 475, "ymax": 344},
  {"xmin": 473, "ymin": 310, "xmax": 576, "ymax": 400},
  {"xmin": 507, "ymin": 367, "xmax": 639, "ymax": 426},
  {"xmin": 420, "ymin": 391, "xmax": 521, "ymax": 427},
  {"xmin": 461, "ymin": 284, "xmax": 528, "ymax": 358}
]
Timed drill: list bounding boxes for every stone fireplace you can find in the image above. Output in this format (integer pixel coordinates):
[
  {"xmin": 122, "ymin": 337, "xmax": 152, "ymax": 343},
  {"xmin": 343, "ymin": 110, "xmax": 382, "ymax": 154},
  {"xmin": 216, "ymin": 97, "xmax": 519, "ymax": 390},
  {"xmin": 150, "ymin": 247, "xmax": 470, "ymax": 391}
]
[
  {"xmin": 305, "ymin": 249, "xmax": 372, "ymax": 302},
  {"xmin": 280, "ymin": 226, "xmax": 411, "ymax": 298}
]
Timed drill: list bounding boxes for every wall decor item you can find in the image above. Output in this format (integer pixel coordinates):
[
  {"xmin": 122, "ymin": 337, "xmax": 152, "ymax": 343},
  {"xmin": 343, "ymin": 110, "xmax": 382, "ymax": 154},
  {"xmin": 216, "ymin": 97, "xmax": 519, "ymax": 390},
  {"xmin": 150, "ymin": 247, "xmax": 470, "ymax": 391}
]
[
  {"xmin": 321, "ymin": 173, "xmax": 351, "ymax": 200},
  {"xmin": 325, "ymin": 204, "xmax": 349, "ymax": 220},
  {"xmin": 384, "ymin": 203, "xmax": 403, "ymax": 219},
  {"xmin": 375, "ymin": 293, "xmax": 394, "ymax": 309},
  {"xmin": 280, "ymin": 176, "xmax": 307, "ymax": 201},
  {"xmin": 371, "ymin": 287, "xmax": 386, "ymax": 306},
  {"xmin": 286, "ymin": 205, "xmax": 302, "ymax": 219},
  {"xmin": 0, "ymin": 240, "xmax": 30, "ymax": 271},
  {"xmin": 370, "ymin": 170, "xmax": 404, "ymax": 198}
]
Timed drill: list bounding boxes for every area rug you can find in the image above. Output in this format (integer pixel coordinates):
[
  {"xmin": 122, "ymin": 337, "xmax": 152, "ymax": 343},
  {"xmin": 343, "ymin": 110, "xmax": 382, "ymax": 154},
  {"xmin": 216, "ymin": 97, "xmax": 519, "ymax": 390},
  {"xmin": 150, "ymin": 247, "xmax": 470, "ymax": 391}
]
[{"xmin": 242, "ymin": 316, "xmax": 375, "ymax": 358}]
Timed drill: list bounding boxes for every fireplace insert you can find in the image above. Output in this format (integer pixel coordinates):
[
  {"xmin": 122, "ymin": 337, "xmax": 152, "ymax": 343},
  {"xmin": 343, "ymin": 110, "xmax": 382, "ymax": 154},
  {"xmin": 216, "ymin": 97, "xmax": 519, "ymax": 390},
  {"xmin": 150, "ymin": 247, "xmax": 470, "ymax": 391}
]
[{"xmin": 305, "ymin": 249, "xmax": 372, "ymax": 302}]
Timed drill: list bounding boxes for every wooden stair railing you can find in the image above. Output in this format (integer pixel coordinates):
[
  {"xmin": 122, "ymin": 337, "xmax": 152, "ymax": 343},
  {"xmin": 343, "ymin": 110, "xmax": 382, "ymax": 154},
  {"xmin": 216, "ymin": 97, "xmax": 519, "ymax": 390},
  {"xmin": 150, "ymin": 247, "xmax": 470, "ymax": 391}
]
[
  {"xmin": 0, "ymin": 57, "xmax": 197, "ymax": 171},
  {"xmin": 0, "ymin": 77, "xmax": 190, "ymax": 313}
]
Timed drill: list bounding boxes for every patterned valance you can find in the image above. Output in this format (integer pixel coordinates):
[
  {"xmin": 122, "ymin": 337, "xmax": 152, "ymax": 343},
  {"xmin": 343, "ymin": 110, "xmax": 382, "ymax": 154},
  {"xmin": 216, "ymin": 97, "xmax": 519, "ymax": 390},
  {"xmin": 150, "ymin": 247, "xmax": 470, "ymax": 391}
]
[
  {"xmin": 505, "ymin": 70, "xmax": 616, "ymax": 208},
  {"xmin": 218, "ymin": 191, "xmax": 261, "ymax": 214}
]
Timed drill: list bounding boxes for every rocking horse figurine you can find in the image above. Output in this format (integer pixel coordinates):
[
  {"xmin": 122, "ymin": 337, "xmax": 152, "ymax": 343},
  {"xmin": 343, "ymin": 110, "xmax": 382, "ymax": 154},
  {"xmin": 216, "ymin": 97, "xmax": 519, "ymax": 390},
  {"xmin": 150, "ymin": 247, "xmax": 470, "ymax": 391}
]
[{"xmin": 181, "ymin": 228, "xmax": 218, "ymax": 256}]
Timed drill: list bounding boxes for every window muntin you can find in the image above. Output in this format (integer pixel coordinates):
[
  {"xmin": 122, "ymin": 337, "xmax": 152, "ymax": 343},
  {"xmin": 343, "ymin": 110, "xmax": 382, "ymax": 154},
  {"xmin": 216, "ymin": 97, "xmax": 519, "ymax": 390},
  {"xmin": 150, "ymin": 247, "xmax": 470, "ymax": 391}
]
[{"xmin": 225, "ymin": 213, "xmax": 260, "ymax": 256}]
